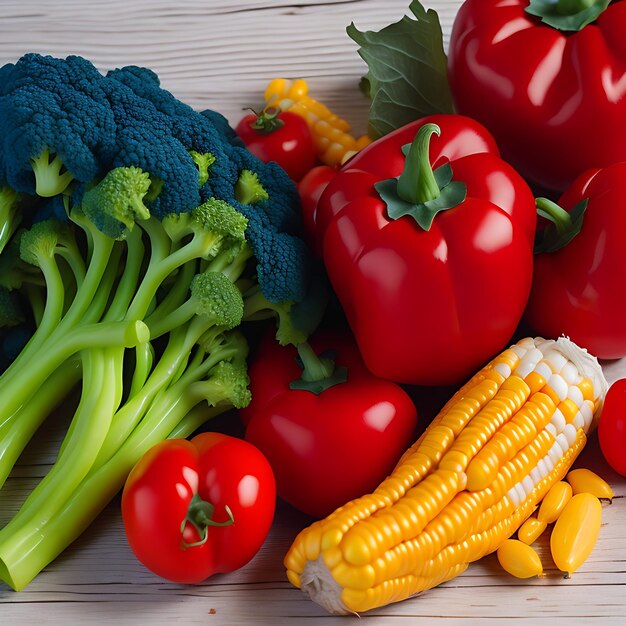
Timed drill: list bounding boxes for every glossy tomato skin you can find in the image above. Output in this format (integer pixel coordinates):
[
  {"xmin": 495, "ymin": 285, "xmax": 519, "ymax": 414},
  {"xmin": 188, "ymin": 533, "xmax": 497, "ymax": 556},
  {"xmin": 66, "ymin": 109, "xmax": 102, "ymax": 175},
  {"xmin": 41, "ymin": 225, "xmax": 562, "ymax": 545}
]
[
  {"xmin": 243, "ymin": 329, "xmax": 418, "ymax": 518},
  {"xmin": 525, "ymin": 163, "xmax": 626, "ymax": 359},
  {"xmin": 598, "ymin": 379, "xmax": 626, "ymax": 476},
  {"xmin": 121, "ymin": 433, "xmax": 276, "ymax": 583},
  {"xmin": 317, "ymin": 114, "xmax": 536, "ymax": 386},
  {"xmin": 236, "ymin": 110, "xmax": 316, "ymax": 182},
  {"xmin": 449, "ymin": 0, "xmax": 626, "ymax": 191}
]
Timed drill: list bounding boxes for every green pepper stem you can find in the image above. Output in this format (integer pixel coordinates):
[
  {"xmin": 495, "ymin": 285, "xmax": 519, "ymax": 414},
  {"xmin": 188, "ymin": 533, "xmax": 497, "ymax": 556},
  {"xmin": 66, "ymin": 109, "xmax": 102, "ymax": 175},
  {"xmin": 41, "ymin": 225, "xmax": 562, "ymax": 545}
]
[
  {"xmin": 535, "ymin": 197, "xmax": 573, "ymax": 235},
  {"xmin": 296, "ymin": 342, "xmax": 335, "ymax": 383},
  {"xmin": 397, "ymin": 123, "xmax": 441, "ymax": 205}
]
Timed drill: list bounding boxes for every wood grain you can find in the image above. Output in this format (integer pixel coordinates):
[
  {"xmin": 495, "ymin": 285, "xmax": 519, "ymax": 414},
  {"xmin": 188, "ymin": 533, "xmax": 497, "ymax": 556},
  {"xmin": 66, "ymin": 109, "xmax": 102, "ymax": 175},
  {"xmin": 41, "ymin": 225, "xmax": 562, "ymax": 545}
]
[{"xmin": 1, "ymin": 1, "xmax": 626, "ymax": 624}]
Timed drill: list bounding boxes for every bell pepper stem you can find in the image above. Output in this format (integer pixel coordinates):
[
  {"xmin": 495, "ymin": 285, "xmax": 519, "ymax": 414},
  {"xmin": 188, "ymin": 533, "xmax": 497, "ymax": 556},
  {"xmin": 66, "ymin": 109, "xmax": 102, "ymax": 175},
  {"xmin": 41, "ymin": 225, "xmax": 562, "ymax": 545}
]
[
  {"xmin": 535, "ymin": 197, "xmax": 572, "ymax": 235},
  {"xmin": 557, "ymin": 0, "xmax": 595, "ymax": 15},
  {"xmin": 181, "ymin": 494, "xmax": 234, "ymax": 549},
  {"xmin": 289, "ymin": 342, "xmax": 348, "ymax": 395},
  {"xmin": 296, "ymin": 342, "xmax": 335, "ymax": 382},
  {"xmin": 397, "ymin": 123, "xmax": 441, "ymax": 205}
]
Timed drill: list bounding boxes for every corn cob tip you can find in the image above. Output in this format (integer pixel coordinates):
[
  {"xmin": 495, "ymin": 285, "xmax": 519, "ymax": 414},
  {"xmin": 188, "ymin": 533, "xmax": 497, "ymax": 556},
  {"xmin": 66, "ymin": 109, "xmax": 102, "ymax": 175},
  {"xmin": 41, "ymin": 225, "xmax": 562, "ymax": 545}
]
[
  {"xmin": 551, "ymin": 336, "xmax": 608, "ymax": 409},
  {"xmin": 299, "ymin": 556, "xmax": 354, "ymax": 616}
]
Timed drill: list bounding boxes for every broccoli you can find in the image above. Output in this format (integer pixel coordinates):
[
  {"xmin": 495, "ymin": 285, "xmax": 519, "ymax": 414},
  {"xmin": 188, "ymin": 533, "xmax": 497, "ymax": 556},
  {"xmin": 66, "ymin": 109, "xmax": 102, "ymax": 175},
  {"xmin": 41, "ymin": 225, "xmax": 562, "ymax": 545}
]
[
  {"xmin": 0, "ymin": 184, "xmax": 20, "ymax": 254},
  {"xmin": 0, "ymin": 54, "xmax": 116, "ymax": 196},
  {"xmin": 0, "ymin": 52, "xmax": 317, "ymax": 592}
]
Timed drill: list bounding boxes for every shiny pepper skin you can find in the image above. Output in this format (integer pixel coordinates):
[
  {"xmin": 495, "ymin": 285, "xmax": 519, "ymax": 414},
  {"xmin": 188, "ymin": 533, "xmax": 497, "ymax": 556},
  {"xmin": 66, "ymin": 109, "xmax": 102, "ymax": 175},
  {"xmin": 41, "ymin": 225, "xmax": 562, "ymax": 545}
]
[
  {"xmin": 315, "ymin": 114, "xmax": 536, "ymax": 386},
  {"xmin": 449, "ymin": 0, "xmax": 626, "ymax": 192}
]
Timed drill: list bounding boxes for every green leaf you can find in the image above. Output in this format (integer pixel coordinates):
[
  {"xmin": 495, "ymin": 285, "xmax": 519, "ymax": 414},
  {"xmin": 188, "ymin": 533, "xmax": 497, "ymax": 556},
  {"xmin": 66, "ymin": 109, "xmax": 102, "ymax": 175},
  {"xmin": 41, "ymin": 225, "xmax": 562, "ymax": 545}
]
[
  {"xmin": 525, "ymin": 0, "xmax": 610, "ymax": 32},
  {"xmin": 346, "ymin": 0, "xmax": 454, "ymax": 139}
]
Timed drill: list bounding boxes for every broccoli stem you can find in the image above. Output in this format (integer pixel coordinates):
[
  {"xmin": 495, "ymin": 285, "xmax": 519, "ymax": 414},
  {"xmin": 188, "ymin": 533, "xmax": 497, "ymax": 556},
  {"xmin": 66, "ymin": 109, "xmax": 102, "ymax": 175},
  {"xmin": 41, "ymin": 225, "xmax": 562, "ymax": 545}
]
[
  {"xmin": 30, "ymin": 150, "xmax": 74, "ymax": 198},
  {"xmin": 0, "ymin": 319, "xmax": 148, "ymax": 421},
  {"xmin": 128, "ymin": 341, "xmax": 154, "ymax": 399},
  {"xmin": 6, "ymin": 255, "xmax": 66, "ymax": 374},
  {"xmin": 0, "ymin": 186, "xmax": 20, "ymax": 255},
  {"xmin": 0, "ymin": 360, "xmax": 81, "ymax": 488},
  {"xmin": 1, "ymin": 347, "xmax": 123, "ymax": 538},
  {"xmin": 91, "ymin": 317, "xmax": 222, "ymax": 469}
]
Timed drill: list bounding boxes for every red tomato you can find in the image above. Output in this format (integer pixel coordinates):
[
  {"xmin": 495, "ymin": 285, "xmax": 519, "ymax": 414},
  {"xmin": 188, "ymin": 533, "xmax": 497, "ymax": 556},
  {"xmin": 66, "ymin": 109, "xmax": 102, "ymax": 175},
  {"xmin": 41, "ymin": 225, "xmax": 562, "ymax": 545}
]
[
  {"xmin": 236, "ymin": 109, "xmax": 316, "ymax": 182},
  {"xmin": 121, "ymin": 433, "xmax": 276, "ymax": 583},
  {"xmin": 598, "ymin": 379, "xmax": 626, "ymax": 477},
  {"xmin": 243, "ymin": 329, "xmax": 418, "ymax": 518},
  {"xmin": 298, "ymin": 165, "xmax": 337, "ymax": 254}
]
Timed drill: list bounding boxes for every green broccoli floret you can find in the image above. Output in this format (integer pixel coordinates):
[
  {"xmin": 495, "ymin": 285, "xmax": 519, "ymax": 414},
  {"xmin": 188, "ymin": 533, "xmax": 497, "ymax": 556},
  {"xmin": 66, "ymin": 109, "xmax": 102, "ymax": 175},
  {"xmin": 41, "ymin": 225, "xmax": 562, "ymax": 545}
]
[
  {"xmin": 81, "ymin": 166, "xmax": 152, "ymax": 239},
  {"xmin": 235, "ymin": 169, "xmax": 269, "ymax": 205},
  {"xmin": 189, "ymin": 151, "xmax": 216, "ymax": 187}
]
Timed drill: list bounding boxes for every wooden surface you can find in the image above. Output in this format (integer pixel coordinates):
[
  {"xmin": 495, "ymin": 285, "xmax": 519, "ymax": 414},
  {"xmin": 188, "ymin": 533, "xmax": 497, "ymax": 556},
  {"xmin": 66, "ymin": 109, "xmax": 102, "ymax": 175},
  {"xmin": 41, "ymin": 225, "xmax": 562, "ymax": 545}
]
[{"xmin": 1, "ymin": 1, "xmax": 626, "ymax": 624}]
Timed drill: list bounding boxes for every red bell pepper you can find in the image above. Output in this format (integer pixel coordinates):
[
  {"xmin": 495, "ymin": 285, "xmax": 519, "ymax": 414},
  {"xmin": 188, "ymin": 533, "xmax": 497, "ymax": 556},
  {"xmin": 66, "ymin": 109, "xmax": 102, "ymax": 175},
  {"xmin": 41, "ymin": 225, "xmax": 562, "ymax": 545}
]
[
  {"xmin": 525, "ymin": 162, "xmax": 626, "ymax": 359},
  {"xmin": 243, "ymin": 328, "xmax": 417, "ymax": 518},
  {"xmin": 315, "ymin": 114, "xmax": 536, "ymax": 386},
  {"xmin": 448, "ymin": 0, "xmax": 626, "ymax": 192}
]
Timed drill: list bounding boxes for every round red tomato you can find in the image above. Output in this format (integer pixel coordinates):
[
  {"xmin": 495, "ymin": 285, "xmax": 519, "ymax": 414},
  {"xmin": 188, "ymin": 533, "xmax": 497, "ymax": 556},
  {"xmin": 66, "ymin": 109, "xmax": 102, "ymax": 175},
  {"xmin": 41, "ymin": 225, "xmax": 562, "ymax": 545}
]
[
  {"xmin": 236, "ymin": 109, "xmax": 316, "ymax": 182},
  {"xmin": 598, "ymin": 378, "xmax": 626, "ymax": 476},
  {"xmin": 121, "ymin": 432, "xmax": 276, "ymax": 583}
]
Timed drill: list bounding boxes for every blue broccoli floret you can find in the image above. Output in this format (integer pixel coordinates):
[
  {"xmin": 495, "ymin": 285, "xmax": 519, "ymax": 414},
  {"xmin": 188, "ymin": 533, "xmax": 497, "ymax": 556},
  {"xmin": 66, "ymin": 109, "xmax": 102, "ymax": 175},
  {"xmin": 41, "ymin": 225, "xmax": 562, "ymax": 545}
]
[
  {"xmin": 0, "ymin": 54, "xmax": 116, "ymax": 196},
  {"xmin": 0, "ymin": 53, "xmax": 312, "ymax": 306}
]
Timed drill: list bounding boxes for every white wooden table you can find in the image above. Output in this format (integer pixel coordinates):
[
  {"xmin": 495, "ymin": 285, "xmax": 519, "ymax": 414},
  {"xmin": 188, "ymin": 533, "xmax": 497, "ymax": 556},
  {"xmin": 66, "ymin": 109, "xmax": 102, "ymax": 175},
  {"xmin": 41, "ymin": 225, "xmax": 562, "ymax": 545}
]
[{"xmin": 1, "ymin": 1, "xmax": 625, "ymax": 624}]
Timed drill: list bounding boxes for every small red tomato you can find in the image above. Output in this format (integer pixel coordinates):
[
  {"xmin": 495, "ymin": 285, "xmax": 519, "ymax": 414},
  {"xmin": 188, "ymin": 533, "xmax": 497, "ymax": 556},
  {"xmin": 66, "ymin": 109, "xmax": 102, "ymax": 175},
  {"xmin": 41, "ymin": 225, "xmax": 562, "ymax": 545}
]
[
  {"xmin": 121, "ymin": 433, "xmax": 276, "ymax": 583},
  {"xmin": 298, "ymin": 165, "xmax": 337, "ymax": 254},
  {"xmin": 598, "ymin": 378, "xmax": 626, "ymax": 476},
  {"xmin": 236, "ymin": 108, "xmax": 316, "ymax": 182}
]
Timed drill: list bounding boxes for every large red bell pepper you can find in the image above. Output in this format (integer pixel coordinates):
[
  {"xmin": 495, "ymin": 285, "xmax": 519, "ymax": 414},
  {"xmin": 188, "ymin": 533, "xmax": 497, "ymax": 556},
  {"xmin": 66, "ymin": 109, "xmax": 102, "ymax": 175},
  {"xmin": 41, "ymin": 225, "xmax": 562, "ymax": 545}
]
[
  {"xmin": 525, "ymin": 162, "xmax": 626, "ymax": 359},
  {"xmin": 315, "ymin": 115, "xmax": 536, "ymax": 386},
  {"xmin": 448, "ymin": 0, "xmax": 626, "ymax": 192}
]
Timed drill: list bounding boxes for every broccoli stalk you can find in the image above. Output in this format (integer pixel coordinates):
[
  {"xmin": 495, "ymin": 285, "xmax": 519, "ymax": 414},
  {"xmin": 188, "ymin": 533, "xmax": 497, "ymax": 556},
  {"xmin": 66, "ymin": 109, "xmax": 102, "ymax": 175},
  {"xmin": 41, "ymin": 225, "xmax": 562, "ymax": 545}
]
[
  {"xmin": 0, "ymin": 167, "xmax": 258, "ymax": 590},
  {"xmin": 0, "ymin": 185, "xmax": 21, "ymax": 255},
  {"xmin": 30, "ymin": 149, "xmax": 75, "ymax": 197}
]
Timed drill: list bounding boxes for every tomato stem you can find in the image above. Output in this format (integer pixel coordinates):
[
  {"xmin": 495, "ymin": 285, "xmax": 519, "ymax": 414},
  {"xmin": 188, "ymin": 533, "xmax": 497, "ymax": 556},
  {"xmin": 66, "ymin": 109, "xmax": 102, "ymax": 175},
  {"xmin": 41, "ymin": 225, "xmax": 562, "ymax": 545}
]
[
  {"xmin": 181, "ymin": 494, "xmax": 235, "ymax": 549},
  {"xmin": 246, "ymin": 106, "xmax": 285, "ymax": 134}
]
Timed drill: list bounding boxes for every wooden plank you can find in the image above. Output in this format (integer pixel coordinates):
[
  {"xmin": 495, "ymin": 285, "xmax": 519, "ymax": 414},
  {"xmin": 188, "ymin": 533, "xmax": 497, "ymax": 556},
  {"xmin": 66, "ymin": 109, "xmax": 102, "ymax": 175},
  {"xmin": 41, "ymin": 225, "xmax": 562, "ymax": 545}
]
[{"xmin": 2, "ymin": 1, "xmax": 626, "ymax": 624}]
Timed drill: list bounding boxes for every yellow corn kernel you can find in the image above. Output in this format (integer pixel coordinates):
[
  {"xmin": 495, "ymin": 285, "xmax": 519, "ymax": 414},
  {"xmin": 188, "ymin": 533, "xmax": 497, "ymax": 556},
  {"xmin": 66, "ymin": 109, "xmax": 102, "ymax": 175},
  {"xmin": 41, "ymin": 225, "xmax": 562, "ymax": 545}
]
[
  {"xmin": 550, "ymin": 493, "xmax": 602, "ymax": 577},
  {"xmin": 566, "ymin": 468, "xmax": 614, "ymax": 501},
  {"xmin": 497, "ymin": 539, "xmax": 543, "ymax": 578},
  {"xmin": 285, "ymin": 337, "xmax": 608, "ymax": 615},
  {"xmin": 263, "ymin": 77, "xmax": 366, "ymax": 165},
  {"xmin": 517, "ymin": 517, "xmax": 547, "ymax": 544},
  {"xmin": 537, "ymin": 481, "xmax": 572, "ymax": 524}
]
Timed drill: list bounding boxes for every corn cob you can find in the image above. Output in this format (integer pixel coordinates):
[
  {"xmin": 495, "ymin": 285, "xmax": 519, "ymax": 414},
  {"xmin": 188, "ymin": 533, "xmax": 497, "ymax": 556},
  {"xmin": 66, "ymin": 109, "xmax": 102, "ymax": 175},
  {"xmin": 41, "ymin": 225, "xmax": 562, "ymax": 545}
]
[
  {"xmin": 284, "ymin": 337, "xmax": 608, "ymax": 615},
  {"xmin": 264, "ymin": 78, "xmax": 371, "ymax": 167}
]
